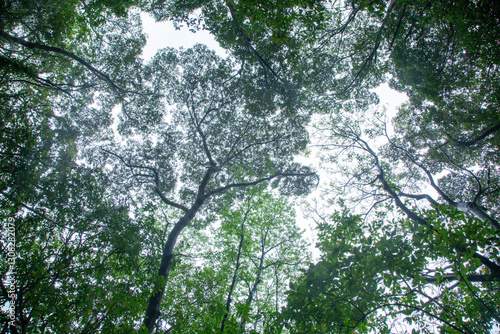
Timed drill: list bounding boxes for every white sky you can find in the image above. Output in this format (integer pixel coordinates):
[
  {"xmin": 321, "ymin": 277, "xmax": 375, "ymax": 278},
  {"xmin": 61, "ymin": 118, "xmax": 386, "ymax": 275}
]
[{"xmin": 141, "ymin": 13, "xmax": 227, "ymax": 60}]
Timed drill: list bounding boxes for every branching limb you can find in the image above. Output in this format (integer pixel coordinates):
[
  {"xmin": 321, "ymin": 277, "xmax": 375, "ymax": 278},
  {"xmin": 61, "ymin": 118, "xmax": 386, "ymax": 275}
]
[
  {"xmin": 422, "ymin": 273, "xmax": 497, "ymax": 283},
  {"xmin": 0, "ymin": 31, "xmax": 144, "ymax": 98},
  {"xmin": 206, "ymin": 172, "xmax": 318, "ymax": 197},
  {"xmin": 397, "ymin": 192, "xmax": 439, "ymax": 207},
  {"xmin": 222, "ymin": 133, "xmax": 284, "ymax": 166},
  {"xmin": 384, "ymin": 129, "xmax": 456, "ymax": 206},
  {"xmin": 185, "ymin": 101, "xmax": 217, "ymax": 167},
  {"xmin": 384, "ymin": 129, "xmax": 500, "ymax": 232},
  {"xmin": 434, "ymin": 143, "xmax": 484, "ymax": 203},
  {"xmin": 454, "ymin": 262, "xmax": 500, "ymax": 324},
  {"xmin": 336, "ymin": 0, "xmax": 398, "ymax": 96},
  {"xmin": 0, "ymin": 191, "xmax": 85, "ymax": 231},
  {"xmin": 225, "ymin": 0, "xmax": 294, "ymax": 96},
  {"xmin": 443, "ymin": 123, "xmax": 500, "ymax": 148},
  {"xmin": 101, "ymin": 149, "xmax": 188, "ymax": 212}
]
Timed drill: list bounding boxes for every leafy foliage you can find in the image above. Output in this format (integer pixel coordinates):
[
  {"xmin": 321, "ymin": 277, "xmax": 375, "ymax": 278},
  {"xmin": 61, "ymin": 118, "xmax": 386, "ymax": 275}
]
[
  {"xmin": 286, "ymin": 206, "xmax": 500, "ymax": 333},
  {"xmin": 160, "ymin": 192, "xmax": 308, "ymax": 333},
  {"xmin": 2, "ymin": 0, "xmax": 499, "ymax": 333}
]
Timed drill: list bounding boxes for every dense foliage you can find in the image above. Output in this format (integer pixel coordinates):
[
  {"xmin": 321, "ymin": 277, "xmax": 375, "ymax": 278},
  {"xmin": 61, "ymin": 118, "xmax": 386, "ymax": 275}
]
[{"xmin": 1, "ymin": 0, "xmax": 498, "ymax": 333}]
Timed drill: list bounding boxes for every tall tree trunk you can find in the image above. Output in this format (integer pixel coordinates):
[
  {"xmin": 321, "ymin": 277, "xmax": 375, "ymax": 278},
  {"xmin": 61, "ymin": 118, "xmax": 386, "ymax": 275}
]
[
  {"xmin": 239, "ymin": 227, "xmax": 268, "ymax": 332},
  {"xmin": 142, "ymin": 199, "xmax": 205, "ymax": 333},
  {"xmin": 221, "ymin": 210, "xmax": 248, "ymax": 333},
  {"xmin": 142, "ymin": 166, "xmax": 216, "ymax": 333}
]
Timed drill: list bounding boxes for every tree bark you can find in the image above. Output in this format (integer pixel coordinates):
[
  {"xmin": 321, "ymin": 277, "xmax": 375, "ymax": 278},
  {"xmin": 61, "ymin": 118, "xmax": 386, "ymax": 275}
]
[
  {"xmin": 142, "ymin": 199, "xmax": 205, "ymax": 333},
  {"xmin": 142, "ymin": 166, "xmax": 216, "ymax": 333}
]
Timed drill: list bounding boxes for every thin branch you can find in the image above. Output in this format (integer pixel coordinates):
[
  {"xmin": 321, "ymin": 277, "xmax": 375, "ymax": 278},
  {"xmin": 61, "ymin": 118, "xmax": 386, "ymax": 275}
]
[
  {"xmin": 384, "ymin": 129, "xmax": 456, "ymax": 206},
  {"xmin": 206, "ymin": 172, "xmax": 318, "ymax": 197},
  {"xmin": 222, "ymin": 134, "xmax": 284, "ymax": 166},
  {"xmin": 0, "ymin": 31, "xmax": 130, "ymax": 98},
  {"xmin": 0, "ymin": 191, "xmax": 80, "ymax": 231},
  {"xmin": 101, "ymin": 149, "xmax": 188, "ymax": 212},
  {"xmin": 397, "ymin": 192, "xmax": 439, "ymax": 207},
  {"xmin": 336, "ymin": 0, "xmax": 398, "ymax": 96},
  {"xmin": 455, "ymin": 260, "xmax": 500, "ymax": 323},
  {"xmin": 434, "ymin": 143, "xmax": 483, "ymax": 203},
  {"xmin": 388, "ymin": 5, "xmax": 407, "ymax": 51},
  {"xmin": 443, "ymin": 123, "xmax": 500, "ymax": 148},
  {"xmin": 351, "ymin": 133, "xmax": 430, "ymax": 226}
]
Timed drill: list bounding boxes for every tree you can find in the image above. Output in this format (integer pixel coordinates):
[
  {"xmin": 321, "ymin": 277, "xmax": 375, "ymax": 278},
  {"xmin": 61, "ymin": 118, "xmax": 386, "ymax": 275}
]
[
  {"xmin": 3, "ymin": 0, "xmax": 499, "ymax": 333},
  {"xmin": 286, "ymin": 205, "xmax": 500, "ymax": 333},
  {"xmin": 383, "ymin": 0, "xmax": 500, "ymax": 220},
  {"xmin": 156, "ymin": 191, "xmax": 308, "ymax": 333},
  {"xmin": 101, "ymin": 44, "xmax": 317, "ymax": 333},
  {"xmin": 0, "ymin": 147, "xmax": 158, "ymax": 333},
  {"xmin": 0, "ymin": 4, "xmax": 157, "ymax": 333},
  {"xmin": 217, "ymin": 193, "xmax": 308, "ymax": 333},
  {"xmin": 287, "ymin": 106, "xmax": 500, "ymax": 332}
]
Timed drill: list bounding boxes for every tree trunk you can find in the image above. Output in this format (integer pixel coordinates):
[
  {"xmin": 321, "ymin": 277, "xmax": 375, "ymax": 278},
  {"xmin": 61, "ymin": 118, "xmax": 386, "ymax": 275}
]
[
  {"xmin": 142, "ymin": 198, "xmax": 205, "ymax": 333},
  {"xmin": 239, "ymin": 227, "xmax": 268, "ymax": 332},
  {"xmin": 456, "ymin": 202, "xmax": 500, "ymax": 232},
  {"xmin": 221, "ymin": 216, "xmax": 246, "ymax": 333}
]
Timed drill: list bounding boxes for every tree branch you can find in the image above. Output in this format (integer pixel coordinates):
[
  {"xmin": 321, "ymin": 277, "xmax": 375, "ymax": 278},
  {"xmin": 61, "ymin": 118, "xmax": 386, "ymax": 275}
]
[
  {"xmin": 397, "ymin": 192, "xmax": 439, "ymax": 207},
  {"xmin": 102, "ymin": 149, "xmax": 188, "ymax": 212},
  {"xmin": 444, "ymin": 123, "xmax": 500, "ymax": 148},
  {"xmin": 142, "ymin": 165, "xmax": 218, "ymax": 333},
  {"xmin": 225, "ymin": 1, "xmax": 294, "ymax": 96},
  {"xmin": 423, "ymin": 273, "xmax": 498, "ymax": 283},
  {"xmin": 206, "ymin": 172, "xmax": 318, "ymax": 197},
  {"xmin": 385, "ymin": 131, "xmax": 500, "ymax": 232},
  {"xmin": 384, "ymin": 130, "xmax": 456, "ymax": 206},
  {"xmin": 0, "ymin": 31, "xmax": 125, "ymax": 97}
]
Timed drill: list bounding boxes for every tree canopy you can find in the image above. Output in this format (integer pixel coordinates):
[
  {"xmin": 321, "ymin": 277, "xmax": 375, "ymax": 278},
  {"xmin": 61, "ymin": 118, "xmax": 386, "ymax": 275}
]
[{"xmin": 1, "ymin": 0, "xmax": 499, "ymax": 333}]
